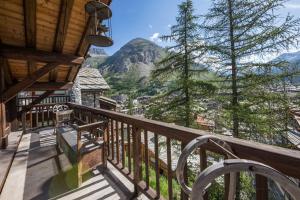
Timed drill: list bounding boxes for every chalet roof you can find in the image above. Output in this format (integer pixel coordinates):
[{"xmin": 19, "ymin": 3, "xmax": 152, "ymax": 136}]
[{"xmin": 77, "ymin": 68, "xmax": 110, "ymax": 91}]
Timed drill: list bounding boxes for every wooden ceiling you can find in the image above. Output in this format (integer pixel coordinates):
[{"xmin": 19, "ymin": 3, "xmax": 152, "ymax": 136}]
[{"xmin": 0, "ymin": 0, "xmax": 112, "ymax": 103}]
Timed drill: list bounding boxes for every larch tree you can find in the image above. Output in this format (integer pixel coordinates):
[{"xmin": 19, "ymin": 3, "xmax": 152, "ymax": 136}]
[
  {"xmin": 147, "ymin": 0, "xmax": 215, "ymax": 127},
  {"xmin": 202, "ymin": 0, "xmax": 300, "ymax": 141}
]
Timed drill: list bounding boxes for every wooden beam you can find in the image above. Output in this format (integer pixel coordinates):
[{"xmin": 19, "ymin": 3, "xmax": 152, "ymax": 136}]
[
  {"xmin": 1, "ymin": 63, "xmax": 60, "ymax": 103},
  {"xmin": 51, "ymin": 0, "xmax": 75, "ymax": 81},
  {"xmin": 0, "ymin": 58, "xmax": 13, "ymax": 86},
  {"xmin": 25, "ymin": 82, "xmax": 73, "ymax": 91},
  {"xmin": 66, "ymin": 65, "xmax": 80, "ymax": 82},
  {"xmin": 53, "ymin": 0, "xmax": 74, "ymax": 52},
  {"xmin": 24, "ymin": 0, "xmax": 37, "ymax": 82},
  {"xmin": 76, "ymin": 17, "xmax": 92, "ymax": 56},
  {"xmin": 23, "ymin": 0, "xmax": 36, "ymax": 48},
  {"xmin": 28, "ymin": 61, "xmax": 37, "ymax": 77},
  {"xmin": 0, "ymin": 45, "xmax": 84, "ymax": 65},
  {"xmin": 18, "ymin": 91, "xmax": 53, "ymax": 117}
]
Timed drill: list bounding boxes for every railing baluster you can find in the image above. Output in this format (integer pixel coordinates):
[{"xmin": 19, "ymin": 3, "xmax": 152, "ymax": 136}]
[
  {"xmin": 144, "ymin": 130, "xmax": 149, "ymax": 189},
  {"xmin": 200, "ymin": 148, "xmax": 208, "ymax": 200},
  {"xmin": 154, "ymin": 133, "xmax": 160, "ymax": 198},
  {"xmin": 132, "ymin": 126, "xmax": 142, "ymax": 195},
  {"xmin": 116, "ymin": 120, "xmax": 120, "ymax": 164},
  {"xmin": 42, "ymin": 106, "xmax": 44, "ymax": 127},
  {"xmin": 181, "ymin": 142, "xmax": 189, "ymax": 200},
  {"xmin": 111, "ymin": 119, "xmax": 115, "ymax": 161},
  {"xmin": 127, "ymin": 124, "xmax": 131, "ymax": 173},
  {"xmin": 47, "ymin": 106, "xmax": 50, "ymax": 126},
  {"xmin": 167, "ymin": 137, "xmax": 173, "ymax": 200},
  {"xmin": 36, "ymin": 106, "xmax": 38, "ymax": 127},
  {"xmin": 121, "ymin": 122, "xmax": 125, "ymax": 168},
  {"xmin": 30, "ymin": 110, "xmax": 32, "ymax": 128},
  {"xmin": 107, "ymin": 118, "xmax": 110, "ymax": 158}
]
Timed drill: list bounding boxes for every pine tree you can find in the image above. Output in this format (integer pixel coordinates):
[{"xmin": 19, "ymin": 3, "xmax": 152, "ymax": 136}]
[
  {"xmin": 202, "ymin": 0, "xmax": 300, "ymax": 141},
  {"xmin": 147, "ymin": 0, "xmax": 215, "ymax": 127}
]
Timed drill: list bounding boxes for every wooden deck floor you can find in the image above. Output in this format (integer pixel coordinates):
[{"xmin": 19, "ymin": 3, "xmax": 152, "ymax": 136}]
[
  {"xmin": 0, "ymin": 131, "xmax": 22, "ymax": 193},
  {"xmin": 0, "ymin": 128, "xmax": 142, "ymax": 200}
]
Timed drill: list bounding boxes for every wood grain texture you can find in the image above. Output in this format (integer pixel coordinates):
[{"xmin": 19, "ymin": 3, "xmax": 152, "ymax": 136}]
[
  {"xmin": 51, "ymin": 0, "xmax": 75, "ymax": 81},
  {"xmin": 0, "ymin": 44, "xmax": 84, "ymax": 65},
  {"xmin": 1, "ymin": 63, "xmax": 59, "ymax": 103}
]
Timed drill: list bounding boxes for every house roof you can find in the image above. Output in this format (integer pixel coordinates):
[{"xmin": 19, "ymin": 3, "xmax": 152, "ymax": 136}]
[{"xmin": 77, "ymin": 68, "xmax": 110, "ymax": 91}]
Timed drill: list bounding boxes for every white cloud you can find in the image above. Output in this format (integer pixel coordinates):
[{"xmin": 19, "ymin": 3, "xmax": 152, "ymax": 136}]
[
  {"xmin": 285, "ymin": 3, "xmax": 300, "ymax": 9},
  {"xmin": 148, "ymin": 24, "xmax": 153, "ymax": 29},
  {"xmin": 149, "ymin": 32, "xmax": 161, "ymax": 43},
  {"xmin": 167, "ymin": 24, "xmax": 172, "ymax": 28}
]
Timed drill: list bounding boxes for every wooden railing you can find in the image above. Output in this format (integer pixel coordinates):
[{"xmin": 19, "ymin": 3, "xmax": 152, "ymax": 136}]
[
  {"xmin": 17, "ymin": 95, "xmax": 70, "ymax": 110},
  {"xmin": 17, "ymin": 95, "xmax": 70, "ymax": 129},
  {"xmin": 20, "ymin": 103, "xmax": 57, "ymax": 129},
  {"xmin": 68, "ymin": 103, "xmax": 300, "ymax": 200}
]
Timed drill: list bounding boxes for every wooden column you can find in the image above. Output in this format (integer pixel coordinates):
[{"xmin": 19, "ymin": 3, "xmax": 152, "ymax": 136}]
[
  {"xmin": 7, "ymin": 97, "xmax": 18, "ymax": 131},
  {"xmin": 0, "ymin": 102, "xmax": 7, "ymax": 149},
  {"xmin": 180, "ymin": 142, "xmax": 189, "ymax": 200},
  {"xmin": 0, "ymin": 61, "xmax": 8, "ymax": 149},
  {"xmin": 132, "ymin": 126, "xmax": 142, "ymax": 196}
]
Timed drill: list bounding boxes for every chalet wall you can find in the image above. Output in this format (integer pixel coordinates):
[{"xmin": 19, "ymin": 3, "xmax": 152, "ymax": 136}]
[
  {"xmin": 81, "ymin": 91, "xmax": 102, "ymax": 108},
  {"xmin": 71, "ymin": 78, "xmax": 81, "ymax": 105},
  {"xmin": 71, "ymin": 79, "xmax": 103, "ymax": 108}
]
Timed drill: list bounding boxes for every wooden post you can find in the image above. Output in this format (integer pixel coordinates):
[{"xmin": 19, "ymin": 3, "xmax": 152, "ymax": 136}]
[
  {"xmin": 7, "ymin": 97, "xmax": 18, "ymax": 131},
  {"xmin": 77, "ymin": 130, "xmax": 83, "ymax": 186},
  {"xmin": 132, "ymin": 126, "xmax": 142, "ymax": 196},
  {"xmin": 256, "ymin": 174, "xmax": 268, "ymax": 200},
  {"xmin": 180, "ymin": 142, "xmax": 189, "ymax": 200},
  {"xmin": 103, "ymin": 119, "xmax": 108, "ymax": 168},
  {"xmin": 22, "ymin": 112, "xmax": 27, "ymax": 134},
  {"xmin": 166, "ymin": 138, "xmax": 173, "ymax": 200},
  {"xmin": 0, "ymin": 61, "xmax": 8, "ymax": 149},
  {"xmin": 200, "ymin": 148, "xmax": 209, "ymax": 200},
  {"xmin": 0, "ymin": 102, "xmax": 7, "ymax": 149}
]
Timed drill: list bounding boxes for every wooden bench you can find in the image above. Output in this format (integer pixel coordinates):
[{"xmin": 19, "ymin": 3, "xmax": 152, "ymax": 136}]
[{"xmin": 55, "ymin": 108, "xmax": 108, "ymax": 186}]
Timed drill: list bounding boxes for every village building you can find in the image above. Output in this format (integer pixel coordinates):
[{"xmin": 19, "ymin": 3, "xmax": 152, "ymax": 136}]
[{"xmin": 72, "ymin": 67, "xmax": 110, "ymax": 107}]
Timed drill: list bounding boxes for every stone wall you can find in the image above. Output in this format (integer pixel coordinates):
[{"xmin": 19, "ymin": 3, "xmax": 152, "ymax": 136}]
[
  {"xmin": 81, "ymin": 91, "xmax": 102, "ymax": 107},
  {"xmin": 71, "ymin": 78, "xmax": 82, "ymax": 105}
]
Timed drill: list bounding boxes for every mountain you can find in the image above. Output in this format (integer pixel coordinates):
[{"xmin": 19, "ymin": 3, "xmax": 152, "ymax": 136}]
[
  {"xmin": 99, "ymin": 38, "xmax": 165, "ymax": 77},
  {"xmin": 275, "ymin": 51, "xmax": 300, "ymax": 64},
  {"xmin": 84, "ymin": 47, "xmax": 109, "ymax": 68},
  {"xmin": 273, "ymin": 51, "xmax": 300, "ymax": 85}
]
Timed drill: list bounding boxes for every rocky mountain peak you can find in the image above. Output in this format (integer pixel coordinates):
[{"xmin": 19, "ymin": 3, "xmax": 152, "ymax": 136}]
[{"xmin": 99, "ymin": 38, "xmax": 165, "ymax": 77}]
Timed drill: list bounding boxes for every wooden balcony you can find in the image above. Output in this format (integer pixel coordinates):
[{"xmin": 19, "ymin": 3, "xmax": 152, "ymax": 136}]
[{"xmin": 1, "ymin": 99, "xmax": 300, "ymax": 200}]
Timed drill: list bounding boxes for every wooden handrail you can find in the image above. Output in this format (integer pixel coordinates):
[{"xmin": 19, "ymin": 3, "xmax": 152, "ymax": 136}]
[
  {"xmin": 68, "ymin": 102, "xmax": 300, "ymax": 180},
  {"xmin": 75, "ymin": 121, "xmax": 107, "ymax": 132}
]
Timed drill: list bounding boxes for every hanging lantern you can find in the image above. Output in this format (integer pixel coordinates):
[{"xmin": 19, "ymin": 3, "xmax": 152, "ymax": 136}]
[{"xmin": 85, "ymin": 0, "xmax": 113, "ymax": 47}]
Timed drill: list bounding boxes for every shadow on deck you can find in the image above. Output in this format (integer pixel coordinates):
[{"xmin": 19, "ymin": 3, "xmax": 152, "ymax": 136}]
[{"xmin": 1, "ymin": 128, "xmax": 136, "ymax": 200}]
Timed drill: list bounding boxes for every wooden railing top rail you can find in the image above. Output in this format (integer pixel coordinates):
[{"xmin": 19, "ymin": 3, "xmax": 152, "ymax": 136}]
[
  {"xmin": 68, "ymin": 102, "xmax": 300, "ymax": 179},
  {"xmin": 17, "ymin": 103, "xmax": 59, "ymax": 108},
  {"xmin": 18, "ymin": 94, "xmax": 70, "ymax": 99}
]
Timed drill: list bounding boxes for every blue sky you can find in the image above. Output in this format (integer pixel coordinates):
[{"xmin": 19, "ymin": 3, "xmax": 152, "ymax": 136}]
[{"xmin": 104, "ymin": 0, "xmax": 300, "ymax": 55}]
